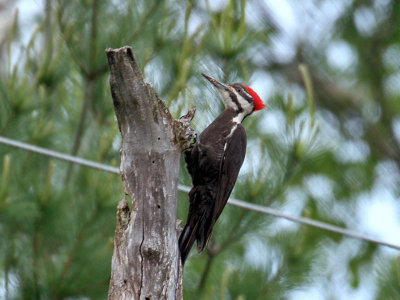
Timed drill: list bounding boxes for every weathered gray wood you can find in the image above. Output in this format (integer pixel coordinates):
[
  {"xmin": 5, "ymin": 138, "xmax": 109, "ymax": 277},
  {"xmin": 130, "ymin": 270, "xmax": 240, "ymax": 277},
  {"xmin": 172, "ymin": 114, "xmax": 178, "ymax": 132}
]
[{"xmin": 106, "ymin": 46, "xmax": 193, "ymax": 300}]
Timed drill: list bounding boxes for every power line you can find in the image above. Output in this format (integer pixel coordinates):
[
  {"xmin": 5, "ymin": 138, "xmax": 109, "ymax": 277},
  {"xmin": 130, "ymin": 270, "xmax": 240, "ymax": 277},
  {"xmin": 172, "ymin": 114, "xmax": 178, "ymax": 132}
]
[
  {"xmin": 0, "ymin": 136, "xmax": 120, "ymax": 174},
  {"xmin": 1, "ymin": 135, "xmax": 400, "ymax": 251}
]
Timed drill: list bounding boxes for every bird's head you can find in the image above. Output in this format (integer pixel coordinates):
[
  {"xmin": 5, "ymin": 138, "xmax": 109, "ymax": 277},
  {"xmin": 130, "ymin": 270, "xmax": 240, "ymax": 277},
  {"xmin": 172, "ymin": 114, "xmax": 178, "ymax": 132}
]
[{"xmin": 202, "ymin": 73, "xmax": 266, "ymax": 122}]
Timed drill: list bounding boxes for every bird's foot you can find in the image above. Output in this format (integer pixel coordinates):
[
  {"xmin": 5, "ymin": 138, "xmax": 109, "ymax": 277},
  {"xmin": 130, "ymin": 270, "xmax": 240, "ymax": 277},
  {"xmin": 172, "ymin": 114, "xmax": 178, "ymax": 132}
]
[{"xmin": 182, "ymin": 132, "xmax": 197, "ymax": 153}]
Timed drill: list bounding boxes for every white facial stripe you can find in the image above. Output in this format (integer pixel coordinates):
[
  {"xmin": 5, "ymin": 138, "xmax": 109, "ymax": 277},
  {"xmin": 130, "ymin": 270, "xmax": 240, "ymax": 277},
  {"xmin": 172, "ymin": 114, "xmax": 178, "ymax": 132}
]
[
  {"xmin": 243, "ymin": 90, "xmax": 252, "ymax": 99},
  {"xmin": 237, "ymin": 94, "xmax": 253, "ymax": 113},
  {"xmin": 238, "ymin": 90, "xmax": 255, "ymax": 122},
  {"xmin": 218, "ymin": 89, "xmax": 237, "ymax": 110},
  {"xmin": 218, "ymin": 87, "xmax": 254, "ymax": 123}
]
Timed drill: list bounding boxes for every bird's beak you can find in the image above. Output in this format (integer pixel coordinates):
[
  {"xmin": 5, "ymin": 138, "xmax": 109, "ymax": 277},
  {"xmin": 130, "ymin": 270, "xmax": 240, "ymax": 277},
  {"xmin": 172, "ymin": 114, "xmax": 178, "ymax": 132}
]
[{"xmin": 202, "ymin": 73, "xmax": 229, "ymax": 91}]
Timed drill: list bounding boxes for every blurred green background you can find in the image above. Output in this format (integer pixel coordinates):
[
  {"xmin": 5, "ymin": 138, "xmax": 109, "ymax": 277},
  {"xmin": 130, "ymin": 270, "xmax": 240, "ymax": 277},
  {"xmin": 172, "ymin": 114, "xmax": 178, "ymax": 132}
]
[{"xmin": 0, "ymin": 0, "xmax": 399, "ymax": 299}]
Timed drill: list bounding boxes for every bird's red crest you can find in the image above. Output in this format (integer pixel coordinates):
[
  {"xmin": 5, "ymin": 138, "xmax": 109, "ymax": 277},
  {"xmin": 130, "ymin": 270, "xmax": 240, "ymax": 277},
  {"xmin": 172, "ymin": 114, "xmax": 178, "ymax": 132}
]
[{"xmin": 245, "ymin": 85, "xmax": 266, "ymax": 111}]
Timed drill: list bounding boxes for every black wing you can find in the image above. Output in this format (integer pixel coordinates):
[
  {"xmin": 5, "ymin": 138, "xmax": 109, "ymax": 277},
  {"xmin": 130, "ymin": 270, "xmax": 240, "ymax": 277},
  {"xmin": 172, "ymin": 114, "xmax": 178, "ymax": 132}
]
[
  {"xmin": 214, "ymin": 124, "xmax": 247, "ymax": 221},
  {"xmin": 198, "ymin": 124, "xmax": 247, "ymax": 248}
]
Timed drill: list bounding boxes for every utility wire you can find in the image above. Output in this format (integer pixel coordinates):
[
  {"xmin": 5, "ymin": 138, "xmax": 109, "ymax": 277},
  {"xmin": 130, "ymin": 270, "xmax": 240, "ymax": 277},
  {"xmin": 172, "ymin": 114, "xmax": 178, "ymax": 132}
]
[
  {"xmin": 1, "ymin": 135, "xmax": 400, "ymax": 251},
  {"xmin": 0, "ymin": 136, "xmax": 120, "ymax": 174}
]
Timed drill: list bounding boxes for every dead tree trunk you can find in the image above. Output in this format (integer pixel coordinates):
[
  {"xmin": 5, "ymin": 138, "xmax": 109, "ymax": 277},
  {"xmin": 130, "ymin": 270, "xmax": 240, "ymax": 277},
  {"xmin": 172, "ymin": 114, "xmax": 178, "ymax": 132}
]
[{"xmin": 106, "ymin": 46, "xmax": 194, "ymax": 300}]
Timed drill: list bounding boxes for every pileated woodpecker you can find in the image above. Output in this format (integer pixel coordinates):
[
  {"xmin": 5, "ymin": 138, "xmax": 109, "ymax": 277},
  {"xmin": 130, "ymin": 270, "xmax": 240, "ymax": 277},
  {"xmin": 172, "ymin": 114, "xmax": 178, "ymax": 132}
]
[{"xmin": 179, "ymin": 73, "xmax": 266, "ymax": 264}]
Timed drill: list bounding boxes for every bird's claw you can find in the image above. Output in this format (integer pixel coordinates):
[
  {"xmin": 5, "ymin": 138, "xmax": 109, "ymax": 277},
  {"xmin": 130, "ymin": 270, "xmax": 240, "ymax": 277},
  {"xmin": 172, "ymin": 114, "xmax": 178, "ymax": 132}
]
[{"xmin": 183, "ymin": 132, "xmax": 197, "ymax": 153}]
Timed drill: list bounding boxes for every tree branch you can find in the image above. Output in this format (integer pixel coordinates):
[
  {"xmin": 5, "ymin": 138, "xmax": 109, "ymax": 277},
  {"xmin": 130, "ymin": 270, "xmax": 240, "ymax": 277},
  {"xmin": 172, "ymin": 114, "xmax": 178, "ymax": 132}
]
[{"xmin": 269, "ymin": 59, "xmax": 400, "ymax": 168}]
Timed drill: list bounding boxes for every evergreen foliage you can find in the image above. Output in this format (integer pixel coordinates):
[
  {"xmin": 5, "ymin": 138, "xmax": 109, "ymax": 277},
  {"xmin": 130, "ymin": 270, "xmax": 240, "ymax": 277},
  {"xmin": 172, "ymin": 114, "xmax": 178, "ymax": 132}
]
[{"xmin": 0, "ymin": 0, "xmax": 399, "ymax": 299}]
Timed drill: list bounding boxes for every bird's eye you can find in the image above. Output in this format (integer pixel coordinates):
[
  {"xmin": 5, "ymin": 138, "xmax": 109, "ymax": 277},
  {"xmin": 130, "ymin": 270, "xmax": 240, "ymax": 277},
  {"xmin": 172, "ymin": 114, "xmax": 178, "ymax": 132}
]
[{"xmin": 236, "ymin": 88, "xmax": 242, "ymax": 93}]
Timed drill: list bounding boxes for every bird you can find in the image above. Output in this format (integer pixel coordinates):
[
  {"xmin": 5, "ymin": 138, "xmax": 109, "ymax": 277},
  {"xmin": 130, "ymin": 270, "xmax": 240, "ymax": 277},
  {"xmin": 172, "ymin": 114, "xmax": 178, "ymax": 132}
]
[{"xmin": 179, "ymin": 73, "xmax": 266, "ymax": 264}]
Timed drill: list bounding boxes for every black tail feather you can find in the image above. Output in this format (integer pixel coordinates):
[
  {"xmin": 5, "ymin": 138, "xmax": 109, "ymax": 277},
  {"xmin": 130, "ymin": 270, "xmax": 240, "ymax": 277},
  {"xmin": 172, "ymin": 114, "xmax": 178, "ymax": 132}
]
[
  {"xmin": 179, "ymin": 186, "xmax": 216, "ymax": 265},
  {"xmin": 179, "ymin": 223, "xmax": 197, "ymax": 265}
]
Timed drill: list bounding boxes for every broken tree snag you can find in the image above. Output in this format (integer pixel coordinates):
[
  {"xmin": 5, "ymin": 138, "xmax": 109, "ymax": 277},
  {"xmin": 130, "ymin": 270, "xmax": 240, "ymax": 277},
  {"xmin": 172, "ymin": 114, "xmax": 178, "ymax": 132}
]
[{"xmin": 106, "ymin": 46, "xmax": 194, "ymax": 300}]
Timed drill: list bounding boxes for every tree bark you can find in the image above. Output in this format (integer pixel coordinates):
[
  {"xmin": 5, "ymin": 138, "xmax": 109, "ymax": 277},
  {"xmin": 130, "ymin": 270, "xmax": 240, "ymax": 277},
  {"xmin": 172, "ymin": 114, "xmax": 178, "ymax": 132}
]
[{"xmin": 106, "ymin": 46, "xmax": 194, "ymax": 300}]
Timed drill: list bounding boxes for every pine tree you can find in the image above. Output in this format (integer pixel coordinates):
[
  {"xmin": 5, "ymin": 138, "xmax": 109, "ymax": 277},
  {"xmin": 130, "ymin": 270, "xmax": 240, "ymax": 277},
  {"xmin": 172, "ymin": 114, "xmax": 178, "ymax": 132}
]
[{"xmin": 0, "ymin": 0, "xmax": 399, "ymax": 299}]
